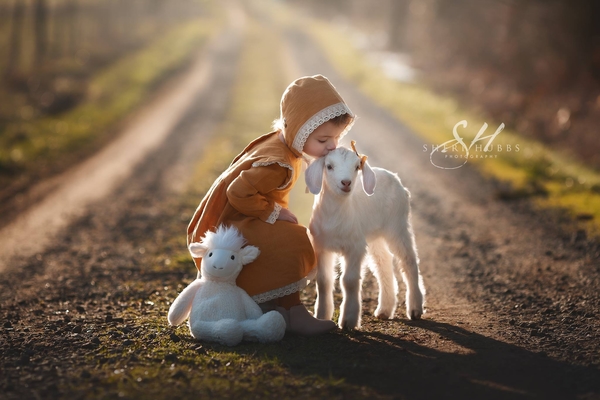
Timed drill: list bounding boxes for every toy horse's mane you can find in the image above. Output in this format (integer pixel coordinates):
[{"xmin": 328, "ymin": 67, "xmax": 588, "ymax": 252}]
[{"xmin": 201, "ymin": 225, "xmax": 247, "ymax": 252}]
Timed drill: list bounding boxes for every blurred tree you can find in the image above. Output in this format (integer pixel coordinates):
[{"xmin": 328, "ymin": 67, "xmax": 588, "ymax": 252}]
[
  {"xmin": 5, "ymin": 0, "xmax": 25, "ymax": 78},
  {"xmin": 66, "ymin": 0, "xmax": 80, "ymax": 57},
  {"xmin": 388, "ymin": 0, "xmax": 409, "ymax": 51},
  {"xmin": 0, "ymin": 0, "xmax": 207, "ymax": 117},
  {"xmin": 33, "ymin": 0, "xmax": 49, "ymax": 69},
  {"xmin": 297, "ymin": 0, "xmax": 600, "ymax": 167}
]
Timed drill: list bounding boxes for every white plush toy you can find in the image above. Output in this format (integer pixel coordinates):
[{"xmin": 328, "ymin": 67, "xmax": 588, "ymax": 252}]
[{"xmin": 167, "ymin": 225, "xmax": 286, "ymax": 346}]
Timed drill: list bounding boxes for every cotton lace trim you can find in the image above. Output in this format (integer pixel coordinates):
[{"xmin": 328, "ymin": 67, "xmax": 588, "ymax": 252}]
[
  {"xmin": 252, "ymin": 276, "xmax": 311, "ymax": 303},
  {"xmin": 266, "ymin": 202, "xmax": 282, "ymax": 224},
  {"xmin": 292, "ymin": 102, "xmax": 354, "ymax": 154},
  {"xmin": 251, "ymin": 161, "xmax": 294, "ymax": 190}
]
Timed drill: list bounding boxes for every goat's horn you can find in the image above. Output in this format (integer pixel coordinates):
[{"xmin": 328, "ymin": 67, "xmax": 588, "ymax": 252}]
[
  {"xmin": 360, "ymin": 155, "xmax": 368, "ymax": 169},
  {"xmin": 351, "ymin": 140, "xmax": 360, "ymax": 157},
  {"xmin": 351, "ymin": 140, "xmax": 368, "ymax": 169}
]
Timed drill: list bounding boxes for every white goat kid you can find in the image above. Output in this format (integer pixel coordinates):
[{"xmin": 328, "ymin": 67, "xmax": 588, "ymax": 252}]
[{"xmin": 306, "ymin": 145, "xmax": 425, "ymax": 329}]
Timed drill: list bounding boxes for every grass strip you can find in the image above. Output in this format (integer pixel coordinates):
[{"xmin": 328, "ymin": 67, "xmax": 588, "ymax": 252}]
[
  {"xmin": 0, "ymin": 14, "xmax": 223, "ymax": 187},
  {"xmin": 305, "ymin": 18, "xmax": 600, "ymax": 237}
]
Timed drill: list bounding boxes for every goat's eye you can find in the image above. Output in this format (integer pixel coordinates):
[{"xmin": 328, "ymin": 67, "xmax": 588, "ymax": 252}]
[
  {"xmin": 231, "ymin": 255, "xmax": 235, "ymax": 260},
  {"xmin": 326, "ymin": 164, "xmax": 333, "ymax": 170},
  {"xmin": 356, "ymin": 165, "xmax": 360, "ymax": 171},
  {"xmin": 208, "ymin": 252, "xmax": 213, "ymax": 257}
]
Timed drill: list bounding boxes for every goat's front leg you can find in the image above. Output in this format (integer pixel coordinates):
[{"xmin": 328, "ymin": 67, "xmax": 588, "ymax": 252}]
[
  {"xmin": 339, "ymin": 247, "xmax": 366, "ymax": 329},
  {"xmin": 368, "ymin": 239, "xmax": 397, "ymax": 320},
  {"xmin": 314, "ymin": 250, "xmax": 336, "ymax": 320}
]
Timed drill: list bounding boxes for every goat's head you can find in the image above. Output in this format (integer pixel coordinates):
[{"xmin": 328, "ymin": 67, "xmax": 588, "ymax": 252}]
[{"xmin": 305, "ymin": 147, "xmax": 376, "ymax": 197}]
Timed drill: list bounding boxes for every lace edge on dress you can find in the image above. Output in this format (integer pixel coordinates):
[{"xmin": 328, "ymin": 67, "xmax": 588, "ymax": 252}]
[
  {"xmin": 252, "ymin": 276, "xmax": 311, "ymax": 304},
  {"xmin": 251, "ymin": 161, "xmax": 294, "ymax": 190},
  {"xmin": 266, "ymin": 202, "xmax": 282, "ymax": 224}
]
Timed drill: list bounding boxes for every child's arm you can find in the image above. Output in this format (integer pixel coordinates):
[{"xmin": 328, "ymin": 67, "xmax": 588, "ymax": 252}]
[
  {"xmin": 277, "ymin": 208, "xmax": 298, "ymax": 223},
  {"xmin": 226, "ymin": 164, "xmax": 291, "ymax": 224}
]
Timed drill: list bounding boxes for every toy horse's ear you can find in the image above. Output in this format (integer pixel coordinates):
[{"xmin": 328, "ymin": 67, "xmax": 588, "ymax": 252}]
[
  {"xmin": 189, "ymin": 242, "xmax": 208, "ymax": 258},
  {"xmin": 239, "ymin": 245, "xmax": 260, "ymax": 265}
]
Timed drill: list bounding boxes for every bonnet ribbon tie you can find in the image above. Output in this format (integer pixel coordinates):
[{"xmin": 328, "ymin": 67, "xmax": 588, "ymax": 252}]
[{"xmin": 351, "ymin": 140, "xmax": 368, "ymax": 170}]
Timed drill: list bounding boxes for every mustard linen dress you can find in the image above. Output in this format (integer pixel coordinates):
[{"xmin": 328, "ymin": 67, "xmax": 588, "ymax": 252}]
[
  {"xmin": 188, "ymin": 132, "xmax": 314, "ymax": 302},
  {"xmin": 187, "ymin": 75, "xmax": 354, "ymax": 303}
]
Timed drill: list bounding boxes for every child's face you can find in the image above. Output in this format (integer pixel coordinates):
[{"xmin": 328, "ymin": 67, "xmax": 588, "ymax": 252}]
[{"xmin": 303, "ymin": 121, "xmax": 345, "ymax": 158}]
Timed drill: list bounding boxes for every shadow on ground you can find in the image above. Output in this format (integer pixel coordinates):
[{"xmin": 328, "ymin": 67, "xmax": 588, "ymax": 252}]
[{"xmin": 235, "ymin": 317, "xmax": 600, "ymax": 399}]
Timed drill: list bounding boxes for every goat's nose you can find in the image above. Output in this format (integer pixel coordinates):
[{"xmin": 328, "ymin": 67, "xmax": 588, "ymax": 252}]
[{"xmin": 341, "ymin": 180, "xmax": 351, "ymax": 187}]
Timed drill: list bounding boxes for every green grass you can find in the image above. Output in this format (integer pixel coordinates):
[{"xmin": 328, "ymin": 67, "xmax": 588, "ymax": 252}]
[
  {"xmin": 0, "ymin": 15, "xmax": 224, "ymax": 186},
  {"xmin": 304, "ymin": 18, "xmax": 600, "ymax": 237}
]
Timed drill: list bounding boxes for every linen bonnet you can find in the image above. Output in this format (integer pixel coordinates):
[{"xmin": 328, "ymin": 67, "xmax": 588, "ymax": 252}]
[{"xmin": 279, "ymin": 75, "xmax": 354, "ymax": 157}]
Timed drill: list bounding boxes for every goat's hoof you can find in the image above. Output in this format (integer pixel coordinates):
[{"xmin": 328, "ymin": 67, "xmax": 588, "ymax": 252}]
[
  {"xmin": 374, "ymin": 309, "xmax": 392, "ymax": 320},
  {"xmin": 408, "ymin": 309, "xmax": 423, "ymax": 320},
  {"xmin": 338, "ymin": 318, "xmax": 360, "ymax": 330}
]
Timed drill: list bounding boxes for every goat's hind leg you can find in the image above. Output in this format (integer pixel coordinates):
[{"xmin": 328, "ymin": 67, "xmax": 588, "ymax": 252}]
[
  {"xmin": 314, "ymin": 250, "xmax": 336, "ymax": 320},
  {"xmin": 388, "ymin": 226, "xmax": 425, "ymax": 320},
  {"xmin": 368, "ymin": 238, "xmax": 397, "ymax": 320}
]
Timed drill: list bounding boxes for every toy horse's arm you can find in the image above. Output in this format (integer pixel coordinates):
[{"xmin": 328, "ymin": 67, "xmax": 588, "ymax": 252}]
[
  {"xmin": 167, "ymin": 279, "xmax": 203, "ymax": 326},
  {"xmin": 239, "ymin": 289, "xmax": 263, "ymax": 319}
]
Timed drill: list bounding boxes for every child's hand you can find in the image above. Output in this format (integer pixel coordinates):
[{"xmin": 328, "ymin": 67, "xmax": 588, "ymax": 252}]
[{"xmin": 277, "ymin": 208, "xmax": 298, "ymax": 224}]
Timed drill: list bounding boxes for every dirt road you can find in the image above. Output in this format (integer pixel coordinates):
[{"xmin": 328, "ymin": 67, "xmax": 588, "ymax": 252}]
[{"xmin": 1, "ymin": 4, "xmax": 599, "ymax": 400}]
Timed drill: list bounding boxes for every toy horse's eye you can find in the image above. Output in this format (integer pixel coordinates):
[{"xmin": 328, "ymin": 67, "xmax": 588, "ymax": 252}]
[
  {"xmin": 230, "ymin": 255, "xmax": 235, "ymax": 260},
  {"xmin": 208, "ymin": 252, "xmax": 213, "ymax": 257}
]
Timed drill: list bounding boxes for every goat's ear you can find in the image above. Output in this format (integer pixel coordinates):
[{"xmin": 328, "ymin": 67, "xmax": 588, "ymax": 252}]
[
  {"xmin": 305, "ymin": 157, "xmax": 325, "ymax": 195},
  {"xmin": 361, "ymin": 162, "xmax": 377, "ymax": 196},
  {"xmin": 188, "ymin": 242, "xmax": 208, "ymax": 258},
  {"xmin": 239, "ymin": 245, "xmax": 260, "ymax": 265}
]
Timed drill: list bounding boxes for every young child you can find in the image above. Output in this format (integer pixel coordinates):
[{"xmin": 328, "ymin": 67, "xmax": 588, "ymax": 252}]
[{"xmin": 187, "ymin": 75, "xmax": 354, "ymax": 335}]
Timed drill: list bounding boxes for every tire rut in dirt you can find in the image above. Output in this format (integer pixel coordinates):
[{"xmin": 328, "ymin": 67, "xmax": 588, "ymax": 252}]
[
  {"xmin": 0, "ymin": 28, "xmax": 241, "ymax": 287},
  {"xmin": 0, "ymin": 25, "xmax": 242, "ymax": 400}
]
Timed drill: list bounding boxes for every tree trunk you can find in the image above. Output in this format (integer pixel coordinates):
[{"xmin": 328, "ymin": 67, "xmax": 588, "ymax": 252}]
[
  {"xmin": 66, "ymin": 0, "xmax": 80, "ymax": 57},
  {"xmin": 5, "ymin": 0, "xmax": 25, "ymax": 78},
  {"xmin": 33, "ymin": 0, "xmax": 49, "ymax": 69},
  {"xmin": 388, "ymin": 0, "xmax": 409, "ymax": 51}
]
